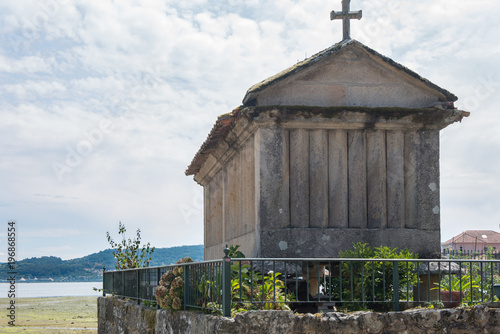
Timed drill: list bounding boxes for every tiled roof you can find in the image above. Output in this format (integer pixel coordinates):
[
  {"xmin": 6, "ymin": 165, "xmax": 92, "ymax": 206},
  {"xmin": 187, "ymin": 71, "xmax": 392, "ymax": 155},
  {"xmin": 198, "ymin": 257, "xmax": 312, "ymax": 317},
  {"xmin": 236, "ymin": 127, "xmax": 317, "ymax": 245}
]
[
  {"xmin": 442, "ymin": 230, "xmax": 500, "ymax": 246},
  {"xmin": 185, "ymin": 108, "xmax": 241, "ymax": 176},
  {"xmin": 243, "ymin": 39, "xmax": 458, "ymax": 106}
]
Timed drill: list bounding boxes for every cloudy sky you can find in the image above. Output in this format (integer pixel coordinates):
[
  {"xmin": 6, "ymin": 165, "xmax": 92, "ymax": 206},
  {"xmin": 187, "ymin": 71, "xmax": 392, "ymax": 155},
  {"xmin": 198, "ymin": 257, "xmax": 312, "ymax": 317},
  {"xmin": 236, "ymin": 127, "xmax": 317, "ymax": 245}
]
[{"xmin": 0, "ymin": 0, "xmax": 499, "ymax": 261}]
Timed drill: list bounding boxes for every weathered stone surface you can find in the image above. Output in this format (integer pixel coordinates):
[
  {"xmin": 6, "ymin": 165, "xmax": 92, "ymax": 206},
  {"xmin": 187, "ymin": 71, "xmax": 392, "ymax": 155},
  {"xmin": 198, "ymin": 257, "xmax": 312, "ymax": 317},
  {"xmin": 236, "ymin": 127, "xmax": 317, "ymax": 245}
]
[
  {"xmin": 244, "ymin": 41, "xmax": 449, "ymax": 109},
  {"xmin": 198, "ymin": 105, "xmax": 464, "ymax": 260},
  {"xmin": 347, "ymin": 130, "xmax": 367, "ymax": 228},
  {"xmin": 259, "ymin": 228, "xmax": 440, "ymax": 259},
  {"xmin": 309, "ymin": 129, "xmax": 329, "ymax": 228},
  {"xmin": 224, "ymin": 153, "xmax": 240, "ymax": 241},
  {"xmin": 204, "ymin": 171, "xmax": 223, "ymax": 260},
  {"xmin": 386, "ymin": 131, "xmax": 405, "ymax": 228},
  {"xmin": 417, "ymin": 262, "xmax": 461, "ymax": 275},
  {"xmin": 99, "ymin": 297, "xmax": 156, "ymax": 334},
  {"xmin": 416, "ymin": 130, "xmax": 440, "ymax": 232},
  {"xmin": 328, "ymin": 130, "xmax": 348, "ymax": 228},
  {"xmin": 98, "ymin": 297, "xmax": 500, "ymax": 334},
  {"xmin": 367, "ymin": 130, "xmax": 387, "ymax": 228},
  {"xmin": 256, "ymin": 126, "xmax": 290, "ymax": 232},
  {"xmin": 250, "ymin": 260, "xmax": 303, "ymax": 276},
  {"xmin": 290, "ymin": 128, "xmax": 309, "ymax": 228},
  {"xmin": 404, "ymin": 130, "xmax": 420, "ymax": 230}
]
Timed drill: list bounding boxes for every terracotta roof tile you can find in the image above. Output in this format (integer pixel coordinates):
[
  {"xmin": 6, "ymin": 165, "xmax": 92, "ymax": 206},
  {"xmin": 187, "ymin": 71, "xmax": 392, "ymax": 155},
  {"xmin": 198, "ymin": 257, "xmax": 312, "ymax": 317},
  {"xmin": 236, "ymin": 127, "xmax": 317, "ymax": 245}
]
[
  {"xmin": 442, "ymin": 230, "xmax": 500, "ymax": 246},
  {"xmin": 185, "ymin": 108, "xmax": 241, "ymax": 176}
]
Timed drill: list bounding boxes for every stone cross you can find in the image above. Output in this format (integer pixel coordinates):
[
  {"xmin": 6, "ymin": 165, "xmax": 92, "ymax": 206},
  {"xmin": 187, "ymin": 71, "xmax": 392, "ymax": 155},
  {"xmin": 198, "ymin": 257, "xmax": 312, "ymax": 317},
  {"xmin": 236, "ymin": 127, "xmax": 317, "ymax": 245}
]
[{"xmin": 330, "ymin": 0, "xmax": 362, "ymax": 41}]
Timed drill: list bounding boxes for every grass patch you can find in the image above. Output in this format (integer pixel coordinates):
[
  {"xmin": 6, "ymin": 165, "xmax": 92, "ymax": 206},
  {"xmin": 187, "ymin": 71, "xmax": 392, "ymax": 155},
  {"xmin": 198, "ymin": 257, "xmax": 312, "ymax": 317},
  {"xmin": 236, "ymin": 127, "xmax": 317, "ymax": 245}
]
[{"xmin": 0, "ymin": 296, "xmax": 97, "ymax": 334}]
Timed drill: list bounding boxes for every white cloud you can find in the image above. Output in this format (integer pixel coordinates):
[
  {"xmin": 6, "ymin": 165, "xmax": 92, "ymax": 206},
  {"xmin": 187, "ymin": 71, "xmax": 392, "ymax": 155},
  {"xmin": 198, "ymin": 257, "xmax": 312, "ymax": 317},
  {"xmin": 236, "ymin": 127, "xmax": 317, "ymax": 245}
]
[
  {"xmin": 0, "ymin": 0, "xmax": 499, "ymax": 260},
  {"xmin": 0, "ymin": 80, "xmax": 66, "ymax": 100},
  {"xmin": 0, "ymin": 54, "xmax": 52, "ymax": 73},
  {"xmin": 23, "ymin": 228, "xmax": 81, "ymax": 238}
]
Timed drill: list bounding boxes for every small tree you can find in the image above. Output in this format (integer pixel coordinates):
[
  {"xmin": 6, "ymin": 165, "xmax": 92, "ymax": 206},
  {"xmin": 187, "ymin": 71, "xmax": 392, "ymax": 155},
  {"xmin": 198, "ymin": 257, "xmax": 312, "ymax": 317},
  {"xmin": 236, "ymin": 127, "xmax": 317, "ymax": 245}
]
[{"xmin": 106, "ymin": 221, "xmax": 155, "ymax": 270}]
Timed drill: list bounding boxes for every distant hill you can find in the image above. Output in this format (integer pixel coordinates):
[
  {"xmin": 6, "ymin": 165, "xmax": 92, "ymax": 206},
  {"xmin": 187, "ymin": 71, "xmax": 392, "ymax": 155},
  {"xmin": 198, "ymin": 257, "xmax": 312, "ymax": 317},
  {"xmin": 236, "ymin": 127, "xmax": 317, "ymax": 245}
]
[{"xmin": 0, "ymin": 245, "xmax": 204, "ymax": 282}]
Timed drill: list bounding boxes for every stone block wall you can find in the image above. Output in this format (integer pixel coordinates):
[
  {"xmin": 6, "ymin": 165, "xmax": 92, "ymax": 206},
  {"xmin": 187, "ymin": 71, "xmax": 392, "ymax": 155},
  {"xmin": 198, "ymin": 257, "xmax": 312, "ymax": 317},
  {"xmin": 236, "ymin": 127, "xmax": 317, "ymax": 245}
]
[
  {"xmin": 194, "ymin": 104, "xmax": 469, "ymax": 261},
  {"xmin": 99, "ymin": 296, "xmax": 500, "ymax": 334},
  {"xmin": 257, "ymin": 126, "xmax": 441, "ymax": 259},
  {"xmin": 203, "ymin": 134, "xmax": 258, "ymax": 260}
]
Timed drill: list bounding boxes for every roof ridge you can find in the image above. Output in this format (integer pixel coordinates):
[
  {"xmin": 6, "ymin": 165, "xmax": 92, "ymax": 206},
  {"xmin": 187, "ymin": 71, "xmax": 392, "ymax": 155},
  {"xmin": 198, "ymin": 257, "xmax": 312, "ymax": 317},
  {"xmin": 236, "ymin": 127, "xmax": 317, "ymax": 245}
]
[{"xmin": 242, "ymin": 39, "xmax": 458, "ymax": 106}]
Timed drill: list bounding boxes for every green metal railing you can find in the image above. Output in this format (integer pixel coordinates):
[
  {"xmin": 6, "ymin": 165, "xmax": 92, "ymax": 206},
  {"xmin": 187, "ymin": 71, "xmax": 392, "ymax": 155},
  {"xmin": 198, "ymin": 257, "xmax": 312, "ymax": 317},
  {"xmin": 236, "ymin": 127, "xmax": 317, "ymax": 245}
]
[{"xmin": 103, "ymin": 252, "xmax": 500, "ymax": 316}]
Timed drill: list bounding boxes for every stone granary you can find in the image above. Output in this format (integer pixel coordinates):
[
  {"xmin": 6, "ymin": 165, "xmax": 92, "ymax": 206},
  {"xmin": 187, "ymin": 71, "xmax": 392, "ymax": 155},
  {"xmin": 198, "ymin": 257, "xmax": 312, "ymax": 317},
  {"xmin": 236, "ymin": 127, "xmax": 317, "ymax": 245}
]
[{"xmin": 186, "ymin": 39, "xmax": 469, "ymax": 260}]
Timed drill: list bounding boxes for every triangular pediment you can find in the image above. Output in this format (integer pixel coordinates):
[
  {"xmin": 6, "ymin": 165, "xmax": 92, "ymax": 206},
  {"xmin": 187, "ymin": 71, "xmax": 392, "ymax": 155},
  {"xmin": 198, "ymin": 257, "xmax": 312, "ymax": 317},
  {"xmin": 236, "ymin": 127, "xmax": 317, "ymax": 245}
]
[{"xmin": 243, "ymin": 40, "xmax": 457, "ymax": 109}]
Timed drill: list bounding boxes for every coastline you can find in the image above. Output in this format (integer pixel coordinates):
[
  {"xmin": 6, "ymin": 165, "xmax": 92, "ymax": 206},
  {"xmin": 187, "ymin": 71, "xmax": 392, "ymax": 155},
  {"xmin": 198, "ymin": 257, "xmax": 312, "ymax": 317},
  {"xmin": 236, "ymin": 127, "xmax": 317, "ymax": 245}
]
[{"xmin": 0, "ymin": 281, "xmax": 103, "ymax": 298}]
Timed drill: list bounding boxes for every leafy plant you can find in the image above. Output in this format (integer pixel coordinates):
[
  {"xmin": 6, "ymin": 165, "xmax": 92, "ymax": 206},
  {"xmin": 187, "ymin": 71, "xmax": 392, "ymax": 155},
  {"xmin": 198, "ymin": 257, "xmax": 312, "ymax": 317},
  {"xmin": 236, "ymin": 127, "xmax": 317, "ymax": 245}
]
[
  {"xmin": 424, "ymin": 301, "xmax": 444, "ymax": 309},
  {"xmin": 155, "ymin": 257, "xmax": 194, "ymax": 310},
  {"xmin": 106, "ymin": 222, "xmax": 155, "ymax": 270},
  {"xmin": 434, "ymin": 274, "xmax": 480, "ymax": 293},
  {"xmin": 229, "ymin": 260, "xmax": 295, "ymax": 313},
  {"xmin": 227, "ymin": 245, "xmax": 245, "ymax": 259},
  {"xmin": 438, "ymin": 250, "xmax": 500, "ymax": 304},
  {"xmin": 198, "ymin": 245, "xmax": 295, "ymax": 315},
  {"xmin": 323, "ymin": 242, "xmax": 419, "ymax": 311}
]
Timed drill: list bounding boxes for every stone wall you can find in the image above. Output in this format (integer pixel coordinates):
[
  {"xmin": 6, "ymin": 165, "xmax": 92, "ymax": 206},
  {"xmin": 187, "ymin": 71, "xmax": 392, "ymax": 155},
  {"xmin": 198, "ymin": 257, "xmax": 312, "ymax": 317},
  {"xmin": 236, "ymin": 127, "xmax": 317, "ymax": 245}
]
[
  {"xmin": 196, "ymin": 106, "xmax": 464, "ymax": 260},
  {"xmin": 257, "ymin": 126, "xmax": 441, "ymax": 259},
  {"xmin": 203, "ymin": 133, "xmax": 258, "ymax": 260},
  {"xmin": 99, "ymin": 297, "xmax": 500, "ymax": 334}
]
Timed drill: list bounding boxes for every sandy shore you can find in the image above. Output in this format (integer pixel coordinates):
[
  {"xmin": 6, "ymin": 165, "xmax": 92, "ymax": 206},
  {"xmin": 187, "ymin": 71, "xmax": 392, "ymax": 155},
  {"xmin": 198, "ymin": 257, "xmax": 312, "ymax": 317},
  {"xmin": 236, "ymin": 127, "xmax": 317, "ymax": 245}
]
[{"xmin": 0, "ymin": 296, "xmax": 97, "ymax": 333}]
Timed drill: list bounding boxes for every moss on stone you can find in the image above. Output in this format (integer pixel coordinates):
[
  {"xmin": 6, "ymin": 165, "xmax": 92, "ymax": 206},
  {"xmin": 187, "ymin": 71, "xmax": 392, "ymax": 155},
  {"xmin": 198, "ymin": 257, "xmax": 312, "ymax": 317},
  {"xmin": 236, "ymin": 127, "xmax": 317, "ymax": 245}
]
[
  {"xmin": 144, "ymin": 309, "xmax": 157, "ymax": 330},
  {"xmin": 247, "ymin": 105, "xmax": 452, "ymax": 125}
]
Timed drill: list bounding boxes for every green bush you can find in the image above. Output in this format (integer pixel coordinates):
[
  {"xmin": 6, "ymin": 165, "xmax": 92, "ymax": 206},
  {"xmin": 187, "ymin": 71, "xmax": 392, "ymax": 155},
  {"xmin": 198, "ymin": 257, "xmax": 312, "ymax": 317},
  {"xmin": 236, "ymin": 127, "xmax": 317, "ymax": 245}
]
[
  {"xmin": 323, "ymin": 242, "xmax": 419, "ymax": 311},
  {"xmin": 198, "ymin": 245, "xmax": 295, "ymax": 315},
  {"xmin": 229, "ymin": 263, "xmax": 295, "ymax": 314},
  {"xmin": 437, "ymin": 249, "xmax": 500, "ymax": 304}
]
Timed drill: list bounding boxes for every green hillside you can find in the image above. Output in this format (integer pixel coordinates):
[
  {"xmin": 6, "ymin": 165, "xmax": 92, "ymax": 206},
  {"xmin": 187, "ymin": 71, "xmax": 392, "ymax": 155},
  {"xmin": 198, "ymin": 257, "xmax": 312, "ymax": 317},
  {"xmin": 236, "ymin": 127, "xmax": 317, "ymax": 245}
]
[{"xmin": 0, "ymin": 245, "xmax": 204, "ymax": 282}]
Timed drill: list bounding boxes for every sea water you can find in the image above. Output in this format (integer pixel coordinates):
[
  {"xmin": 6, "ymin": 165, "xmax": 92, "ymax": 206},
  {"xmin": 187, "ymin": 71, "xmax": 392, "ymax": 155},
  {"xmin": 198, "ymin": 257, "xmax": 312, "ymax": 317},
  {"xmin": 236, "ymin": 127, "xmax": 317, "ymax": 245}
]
[{"xmin": 0, "ymin": 281, "xmax": 103, "ymax": 298}]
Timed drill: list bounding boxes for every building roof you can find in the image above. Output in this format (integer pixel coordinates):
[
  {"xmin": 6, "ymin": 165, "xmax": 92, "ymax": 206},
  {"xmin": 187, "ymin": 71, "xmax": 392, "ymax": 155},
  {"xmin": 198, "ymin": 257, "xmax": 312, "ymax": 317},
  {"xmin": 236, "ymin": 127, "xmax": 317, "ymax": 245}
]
[
  {"xmin": 185, "ymin": 108, "xmax": 241, "ymax": 176},
  {"xmin": 442, "ymin": 230, "xmax": 500, "ymax": 247},
  {"xmin": 186, "ymin": 40, "xmax": 465, "ymax": 177},
  {"xmin": 185, "ymin": 105, "xmax": 468, "ymax": 177},
  {"xmin": 242, "ymin": 39, "xmax": 458, "ymax": 106}
]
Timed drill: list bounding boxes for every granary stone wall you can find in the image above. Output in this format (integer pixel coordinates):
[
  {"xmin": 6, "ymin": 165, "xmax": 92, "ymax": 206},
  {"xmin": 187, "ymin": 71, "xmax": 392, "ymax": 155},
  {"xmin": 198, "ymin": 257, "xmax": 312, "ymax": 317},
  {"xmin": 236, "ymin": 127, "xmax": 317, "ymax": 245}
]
[
  {"xmin": 254, "ymin": 115, "xmax": 441, "ymax": 259},
  {"xmin": 276, "ymin": 128, "xmax": 439, "ymax": 231},
  {"xmin": 198, "ymin": 106, "xmax": 465, "ymax": 260},
  {"xmin": 203, "ymin": 133, "xmax": 258, "ymax": 260},
  {"xmin": 98, "ymin": 296, "xmax": 500, "ymax": 334}
]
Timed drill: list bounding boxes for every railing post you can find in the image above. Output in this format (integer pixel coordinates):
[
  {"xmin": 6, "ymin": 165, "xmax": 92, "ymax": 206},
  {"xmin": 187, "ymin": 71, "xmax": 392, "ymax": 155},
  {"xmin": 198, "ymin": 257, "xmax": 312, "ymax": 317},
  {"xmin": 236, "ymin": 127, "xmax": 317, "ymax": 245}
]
[
  {"xmin": 137, "ymin": 269, "xmax": 140, "ymax": 305},
  {"xmin": 393, "ymin": 261, "xmax": 400, "ymax": 312},
  {"xmin": 184, "ymin": 263, "xmax": 189, "ymax": 310},
  {"xmin": 157, "ymin": 268, "xmax": 161, "ymax": 309},
  {"xmin": 222, "ymin": 245, "xmax": 231, "ymax": 317},
  {"xmin": 102, "ymin": 266, "xmax": 106, "ymax": 297}
]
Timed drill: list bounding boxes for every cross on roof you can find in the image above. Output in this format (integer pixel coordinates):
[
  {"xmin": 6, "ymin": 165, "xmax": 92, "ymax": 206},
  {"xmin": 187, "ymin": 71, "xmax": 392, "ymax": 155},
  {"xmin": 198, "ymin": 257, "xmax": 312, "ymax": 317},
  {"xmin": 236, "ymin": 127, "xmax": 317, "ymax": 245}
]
[{"xmin": 330, "ymin": 0, "xmax": 362, "ymax": 41}]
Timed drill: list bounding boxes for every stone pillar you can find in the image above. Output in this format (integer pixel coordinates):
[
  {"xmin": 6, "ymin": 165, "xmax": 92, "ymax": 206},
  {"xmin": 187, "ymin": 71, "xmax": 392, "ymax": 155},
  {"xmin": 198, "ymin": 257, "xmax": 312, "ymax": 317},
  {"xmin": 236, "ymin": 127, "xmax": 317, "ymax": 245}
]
[{"xmin": 255, "ymin": 127, "xmax": 290, "ymax": 257}]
